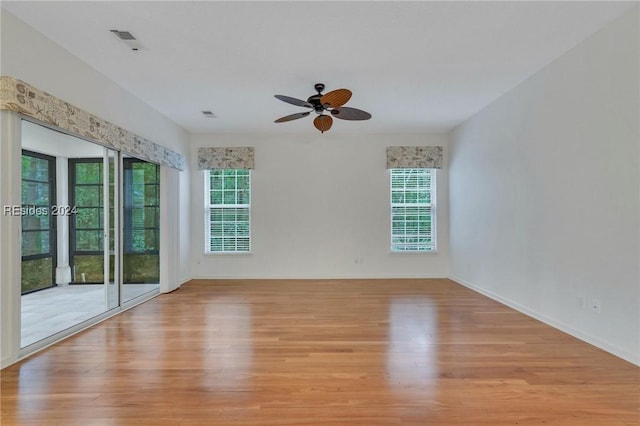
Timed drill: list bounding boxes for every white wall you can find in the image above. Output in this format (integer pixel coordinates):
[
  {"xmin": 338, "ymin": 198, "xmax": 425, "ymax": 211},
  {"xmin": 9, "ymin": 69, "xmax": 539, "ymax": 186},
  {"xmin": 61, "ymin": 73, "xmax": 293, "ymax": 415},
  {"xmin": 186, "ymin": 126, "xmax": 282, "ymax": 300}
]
[
  {"xmin": 0, "ymin": 111, "xmax": 23, "ymax": 368},
  {"xmin": 449, "ymin": 8, "xmax": 639, "ymax": 365},
  {"xmin": 178, "ymin": 166, "xmax": 191, "ymax": 284},
  {"xmin": 190, "ymin": 133, "xmax": 450, "ymax": 279}
]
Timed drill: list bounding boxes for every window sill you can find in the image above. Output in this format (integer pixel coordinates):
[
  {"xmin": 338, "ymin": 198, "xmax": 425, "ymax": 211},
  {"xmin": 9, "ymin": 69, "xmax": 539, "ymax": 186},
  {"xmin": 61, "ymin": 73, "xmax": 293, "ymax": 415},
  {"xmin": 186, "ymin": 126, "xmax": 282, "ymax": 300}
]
[
  {"xmin": 390, "ymin": 250, "xmax": 439, "ymax": 255},
  {"xmin": 203, "ymin": 251, "xmax": 253, "ymax": 256}
]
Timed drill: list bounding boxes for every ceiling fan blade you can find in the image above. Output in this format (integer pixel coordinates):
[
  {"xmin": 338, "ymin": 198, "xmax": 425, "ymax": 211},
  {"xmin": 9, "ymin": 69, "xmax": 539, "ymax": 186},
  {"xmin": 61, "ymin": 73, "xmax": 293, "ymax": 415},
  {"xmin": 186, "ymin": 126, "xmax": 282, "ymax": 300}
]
[
  {"xmin": 320, "ymin": 89, "xmax": 352, "ymax": 108},
  {"xmin": 274, "ymin": 111, "xmax": 311, "ymax": 123},
  {"xmin": 274, "ymin": 95, "xmax": 313, "ymax": 108},
  {"xmin": 313, "ymin": 115, "xmax": 333, "ymax": 133},
  {"xmin": 330, "ymin": 107, "xmax": 372, "ymax": 121}
]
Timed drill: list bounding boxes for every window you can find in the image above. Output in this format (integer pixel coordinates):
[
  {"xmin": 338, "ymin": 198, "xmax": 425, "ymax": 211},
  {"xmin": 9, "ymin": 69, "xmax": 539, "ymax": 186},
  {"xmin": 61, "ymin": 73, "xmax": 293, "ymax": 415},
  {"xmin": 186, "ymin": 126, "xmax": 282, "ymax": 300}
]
[
  {"xmin": 68, "ymin": 158, "xmax": 113, "ymax": 283},
  {"xmin": 123, "ymin": 159, "xmax": 160, "ymax": 255},
  {"xmin": 205, "ymin": 169, "xmax": 251, "ymax": 253},
  {"xmin": 21, "ymin": 150, "xmax": 56, "ymax": 294},
  {"xmin": 122, "ymin": 158, "xmax": 160, "ymax": 284},
  {"xmin": 390, "ymin": 168, "xmax": 435, "ymax": 252}
]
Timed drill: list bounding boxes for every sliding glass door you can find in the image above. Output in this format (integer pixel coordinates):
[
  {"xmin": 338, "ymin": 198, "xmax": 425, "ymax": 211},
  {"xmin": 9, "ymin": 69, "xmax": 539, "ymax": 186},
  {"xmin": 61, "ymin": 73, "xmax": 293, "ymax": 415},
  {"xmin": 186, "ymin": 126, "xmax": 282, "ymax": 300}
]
[
  {"xmin": 20, "ymin": 120, "xmax": 119, "ymax": 348},
  {"xmin": 122, "ymin": 157, "xmax": 160, "ymax": 302},
  {"xmin": 19, "ymin": 119, "xmax": 161, "ymax": 351}
]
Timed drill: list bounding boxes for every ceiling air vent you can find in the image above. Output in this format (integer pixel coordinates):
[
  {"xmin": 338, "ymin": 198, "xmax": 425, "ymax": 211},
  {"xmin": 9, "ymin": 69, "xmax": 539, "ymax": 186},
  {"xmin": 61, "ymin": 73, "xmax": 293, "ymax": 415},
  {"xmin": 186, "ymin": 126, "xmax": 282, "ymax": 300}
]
[
  {"xmin": 110, "ymin": 30, "xmax": 143, "ymax": 51},
  {"xmin": 110, "ymin": 30, "xmax": 136, "ymax": 40}
]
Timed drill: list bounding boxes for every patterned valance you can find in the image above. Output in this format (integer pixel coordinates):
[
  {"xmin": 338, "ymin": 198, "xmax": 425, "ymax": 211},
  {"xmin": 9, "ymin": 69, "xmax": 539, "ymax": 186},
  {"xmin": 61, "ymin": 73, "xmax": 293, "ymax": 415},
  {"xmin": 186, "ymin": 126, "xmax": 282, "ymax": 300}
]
[
  {"xmin": 0, "ymin": 76, "xmax": 184, "ymax": 170},
  {"xmin": 198, "ymin": 147, "xmax": 255, "ymax": 170},
  {"xmin": 386, "ymin": 146, "xmax": 443, "ymax": 169}
]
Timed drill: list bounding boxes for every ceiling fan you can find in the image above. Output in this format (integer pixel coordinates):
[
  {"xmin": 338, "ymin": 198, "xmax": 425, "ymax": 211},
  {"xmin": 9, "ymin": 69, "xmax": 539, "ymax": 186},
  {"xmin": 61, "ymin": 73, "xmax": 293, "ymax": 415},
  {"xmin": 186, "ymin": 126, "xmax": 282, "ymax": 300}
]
[{"xmin": 274, "ymin": 83, "xmax": 372, "ymax": 133}]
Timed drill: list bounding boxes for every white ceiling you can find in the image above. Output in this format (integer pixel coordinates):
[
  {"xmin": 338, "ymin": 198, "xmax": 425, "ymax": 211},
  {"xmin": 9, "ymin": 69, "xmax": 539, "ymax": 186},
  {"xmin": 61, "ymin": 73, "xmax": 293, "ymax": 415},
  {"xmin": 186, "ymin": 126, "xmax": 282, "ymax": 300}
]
[{"xmin": 2, "ymin": 1, "xmax": 636, "ymax": 134}]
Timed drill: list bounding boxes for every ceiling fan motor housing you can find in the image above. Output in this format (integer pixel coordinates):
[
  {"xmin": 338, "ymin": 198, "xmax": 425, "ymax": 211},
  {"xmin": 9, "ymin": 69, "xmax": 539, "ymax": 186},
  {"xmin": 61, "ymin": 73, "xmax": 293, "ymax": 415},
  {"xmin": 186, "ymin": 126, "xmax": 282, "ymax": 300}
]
[
  {"xmin": 307, "ymin": 94, "xmax": 325, "ymax": 113},
  {"xmin": 306, "ymin": 83, "xmax": 327, "ymax": 113}
]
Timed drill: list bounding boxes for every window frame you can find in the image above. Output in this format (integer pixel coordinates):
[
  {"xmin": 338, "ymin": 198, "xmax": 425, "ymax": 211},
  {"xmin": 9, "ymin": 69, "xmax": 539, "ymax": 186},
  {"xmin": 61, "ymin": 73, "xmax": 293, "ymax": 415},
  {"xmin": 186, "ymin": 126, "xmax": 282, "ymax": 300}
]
[
  {"xmin": 21, "ymin": 150, "xmax": 57, "ymax": 294},
  {"xmin": 389, "ymin": 168, "xmax": 437, "ymax": 253},
  {"xmin": 68, "ymin": 158, "xmax": 110, "ymax": 283},
  {"xmin": 122, "ymin": 158, "xmax": 160, "ymax": 255},
  {"xmin": 204, "ymin": 169, "xmax": 252, "ymax": 254}
]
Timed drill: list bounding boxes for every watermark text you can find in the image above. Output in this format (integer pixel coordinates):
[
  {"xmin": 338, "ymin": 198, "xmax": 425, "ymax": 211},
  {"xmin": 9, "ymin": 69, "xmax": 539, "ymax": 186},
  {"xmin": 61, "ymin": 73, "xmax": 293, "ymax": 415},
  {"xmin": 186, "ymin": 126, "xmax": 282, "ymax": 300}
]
[{"xmin": 3, "ymin": 205, "xmax": 78, "ymax": 216}]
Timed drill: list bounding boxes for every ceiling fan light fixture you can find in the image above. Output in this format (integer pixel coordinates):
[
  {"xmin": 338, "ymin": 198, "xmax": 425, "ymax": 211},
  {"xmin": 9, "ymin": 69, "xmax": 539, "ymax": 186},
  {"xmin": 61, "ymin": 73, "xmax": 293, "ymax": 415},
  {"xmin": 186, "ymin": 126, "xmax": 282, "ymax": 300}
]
[{"xmin": 313, "ymin": 115, "xmax": 333, "ymax": 133}]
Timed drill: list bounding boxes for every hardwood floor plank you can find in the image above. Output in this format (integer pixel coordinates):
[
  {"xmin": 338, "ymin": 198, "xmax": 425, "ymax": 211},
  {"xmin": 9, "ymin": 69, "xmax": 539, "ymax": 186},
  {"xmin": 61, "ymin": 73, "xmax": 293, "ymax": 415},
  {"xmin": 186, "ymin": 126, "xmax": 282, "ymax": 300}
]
[{"xmin": 1, "ymin": 279, "xmax": 638, "ymax": 425}]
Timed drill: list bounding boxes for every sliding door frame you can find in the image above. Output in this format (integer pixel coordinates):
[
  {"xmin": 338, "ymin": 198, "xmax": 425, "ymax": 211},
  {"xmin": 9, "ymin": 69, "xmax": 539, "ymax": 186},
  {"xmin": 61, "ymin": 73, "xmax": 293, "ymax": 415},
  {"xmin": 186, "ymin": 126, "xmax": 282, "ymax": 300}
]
[{"xmin": 3, "ymin": 115, "xmax": 160, "ymax": 365}]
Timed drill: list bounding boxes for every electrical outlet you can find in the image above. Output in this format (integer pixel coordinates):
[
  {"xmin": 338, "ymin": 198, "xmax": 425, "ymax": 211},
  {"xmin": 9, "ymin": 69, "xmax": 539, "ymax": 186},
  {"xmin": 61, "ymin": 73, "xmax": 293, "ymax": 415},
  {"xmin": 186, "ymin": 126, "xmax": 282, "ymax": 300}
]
[
  {"xmin": 354, "ymin": 257, "xmax": 364, "ymax": 264},
  {"xmin": 591, "ymin": 298, "xmax": 601, "ymax": 314},
  {"xmin": 577, "ymin": 295, "xmax": 585, "ymax": 309}
]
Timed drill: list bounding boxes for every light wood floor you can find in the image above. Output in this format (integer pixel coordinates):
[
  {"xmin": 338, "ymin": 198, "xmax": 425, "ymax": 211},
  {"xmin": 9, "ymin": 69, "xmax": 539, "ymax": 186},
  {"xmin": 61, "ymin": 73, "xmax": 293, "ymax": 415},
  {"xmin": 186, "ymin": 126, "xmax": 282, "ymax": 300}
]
[
  {"xmin": 1, "ymin": 279, "xmax": 638, "ymax": 425},
  {"xmin": 21, "ymin": 283, "xmax": 159, "ymax": 347}
]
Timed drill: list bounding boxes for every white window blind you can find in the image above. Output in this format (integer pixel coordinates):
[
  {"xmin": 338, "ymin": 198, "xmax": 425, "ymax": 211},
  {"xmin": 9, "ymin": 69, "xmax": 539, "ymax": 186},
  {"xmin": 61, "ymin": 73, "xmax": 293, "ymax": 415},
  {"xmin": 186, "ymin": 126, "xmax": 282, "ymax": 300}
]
[
  {"xmin": 205, "ymin": 169, "xmax": 251, "ymax": 253},
  {"xmin": 390, "ymin": 168, "xmax": 435, "ymax": 252}
]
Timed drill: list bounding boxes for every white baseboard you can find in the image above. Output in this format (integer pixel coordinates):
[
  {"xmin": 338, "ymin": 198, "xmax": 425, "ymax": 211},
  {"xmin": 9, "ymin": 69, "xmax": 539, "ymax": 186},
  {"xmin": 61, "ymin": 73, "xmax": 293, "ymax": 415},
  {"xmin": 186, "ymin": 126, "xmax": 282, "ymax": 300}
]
[
  {"xmin": 450, "ymin": 275, "xmax": 640, "ymax": 367},
  {"xmin": 189, "ymin": 274, "xmax": 448, "ymax": 280}
]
